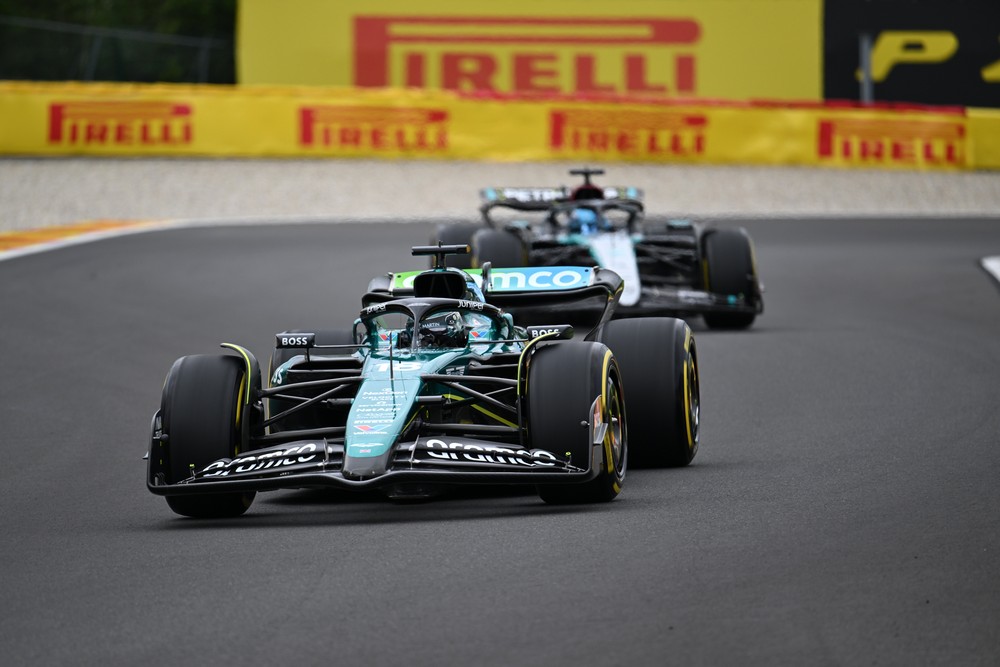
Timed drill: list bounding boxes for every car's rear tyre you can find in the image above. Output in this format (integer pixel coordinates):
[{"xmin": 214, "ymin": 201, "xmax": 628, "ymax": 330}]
[
  {"xmin": 160, "ymin": 354, "xmax": 256, "ymax": 518},
  {"xmin": 470, "ymin": 229, "xmax": 527, "ymax": 268},
  {"xmin": 701, "ymin": 228, "xmax": 759, "ymax": 330},
  {"xmin": 432, "ymin": 222, "xmax": 481, "ymax": 269},
  {"xmin": 267, "ymin": 329, "xmax": 355, "ymax": 433},
  {"xmin": 591, "ymin": 318, "xmax": 699, "ymax": 468},
  {"xmin": 529, "ymin": 342, "xmax": 626, "ymax": 504}
]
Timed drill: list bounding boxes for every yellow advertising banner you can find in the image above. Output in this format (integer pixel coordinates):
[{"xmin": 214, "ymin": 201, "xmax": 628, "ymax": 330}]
[
  {"xmin": 237, "ymin": 0, "xmax": 823, "ymax": 102},
  {"xmin": 525, "ymin": 102, "xmax": 968, "ymax": 170},
  {"xmin": 0, "ymin": 82, "xmax": 478, "ymax": 159},
  {"xmin": 0, "ymin": 82, "xmax": 979, "ymax": 171},
  {"xmin": 802, "ymin": 107, "xmax": 968, "ymax": 170},
  {"xmin": 968, "ymin": 108, "xmax": 1000, "ymax": 170}
]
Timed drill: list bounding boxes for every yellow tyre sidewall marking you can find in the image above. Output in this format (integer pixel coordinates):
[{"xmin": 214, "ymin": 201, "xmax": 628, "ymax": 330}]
[{"xmin": 683, "ymin": 328, "xmax": 694, "ymax": 450}]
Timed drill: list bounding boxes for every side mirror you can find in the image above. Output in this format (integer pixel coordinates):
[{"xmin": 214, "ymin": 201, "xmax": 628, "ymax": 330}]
[{"xmin": 480, "ymin": 261, "xmax": 492, "ymax": 293}]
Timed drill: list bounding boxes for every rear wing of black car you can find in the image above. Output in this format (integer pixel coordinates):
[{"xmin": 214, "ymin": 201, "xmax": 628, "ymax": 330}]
[
  {"xmin": 479, "ymin": 186, "xmax": 644, "ymax": 205},
  {"xmin": 479, "ymin": 186, "xmax": 645, "ymax": 227}
]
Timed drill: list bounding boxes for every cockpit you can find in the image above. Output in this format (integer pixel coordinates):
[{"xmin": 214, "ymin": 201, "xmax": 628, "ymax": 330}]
[
  {"xmin": 397, "ymin": 310, "xmax": 468, "ymax": 349},
  {"xmin": 568, "ymin": 207, "xmax": 610, "ymax": 235},
  {"xmin": 358, "ymin": 299, "xmax": 507, "ymax": 352}
]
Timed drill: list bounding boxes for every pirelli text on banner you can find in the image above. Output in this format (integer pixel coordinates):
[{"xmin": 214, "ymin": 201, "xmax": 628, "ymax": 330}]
[
  {"xmin": 299, "ymin": 105, "xmax": 450, "ymax": 154},
  {"xmin": 550, "ymin": 108, "xmax": 707, "ymax": 160},
  {"xmin": 237, "ymin": 0, "xmax": 823, "ymax": 101},
  {"xmin": 354, "ymin": 16, "xmax": 697, "ymax": 96},
  {"xmin": 815, "ymin": 115, "xmax": 966, "ymax": 169},
  {"xmin": 49, "ymin": 101, "xmax": 193, "ymax": 149}
]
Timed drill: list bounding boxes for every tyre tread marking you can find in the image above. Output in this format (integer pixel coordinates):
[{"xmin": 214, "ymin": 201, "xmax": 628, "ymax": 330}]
[{"xmin": 601, "ymin": 350, "xmax": 615, "ymax": 474}]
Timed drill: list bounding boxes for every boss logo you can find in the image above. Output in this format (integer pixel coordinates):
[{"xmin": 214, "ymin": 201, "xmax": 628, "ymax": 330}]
[
  {"xmin": 275, "ymin": 333, "xmax": 316, "ymax": 348},
  {"xmin": 530, "ymin": 328, "xmax": 560, "ymax": 338},
  {"xmin": 527, "ymin": 325, "xmax": 573, "ymax": 340}
]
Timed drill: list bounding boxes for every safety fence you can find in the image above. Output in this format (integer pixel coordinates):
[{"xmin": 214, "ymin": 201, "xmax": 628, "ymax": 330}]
[
  {"xmin": 1, "ymin": 81, "xmax": 997, "ymax": 170},
  {"xmin": 0, "ymin": 15, "xmax": 232, "ymax": 84}
]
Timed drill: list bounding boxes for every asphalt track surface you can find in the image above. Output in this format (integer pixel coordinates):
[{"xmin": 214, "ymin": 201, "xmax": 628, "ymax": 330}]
[{"xmin": 2, "ymin": 217, "xmax": 1000, "ymax": 666}]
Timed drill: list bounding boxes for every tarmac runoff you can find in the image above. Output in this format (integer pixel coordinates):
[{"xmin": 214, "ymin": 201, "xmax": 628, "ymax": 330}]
[
  {"xmin": 3, "ymin": 158, "xmax": 1000, "ymax": 233},
  {"xmin": 6, "ymin": 215, "xmax": 1000, "ymax": 305}
]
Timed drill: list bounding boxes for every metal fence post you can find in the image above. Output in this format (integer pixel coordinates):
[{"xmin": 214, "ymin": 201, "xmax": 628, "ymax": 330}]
[
  {"xmin": 84, "ymin": 31, "xmax": 104, "ymax": 81},
  {"xmin": 859, "ymin": 32, "xmax": 874, "ymax": 105},
  {"xmin": 197, "ymin": 38, "xmax": 211, "ymax": 83}
]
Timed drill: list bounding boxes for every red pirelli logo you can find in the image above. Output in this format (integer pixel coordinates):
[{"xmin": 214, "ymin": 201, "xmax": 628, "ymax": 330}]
[
  {"xmin": 48, "ymin": 101, "xmax": 192, "ymax": 146},
  {"xmin": 817, "ymin": 118, "xmax": 965, "ymax": 166},
  {"xmin": 354, "ymin": 16, "xmax": 700, "ymax": 96},
  {"xmin": 299, "ymin": 106, "xmax": 449, "ymax": 152},
  {"xmin": 551, "ymin": 109, "xmax": 707, "ymax": 157}
]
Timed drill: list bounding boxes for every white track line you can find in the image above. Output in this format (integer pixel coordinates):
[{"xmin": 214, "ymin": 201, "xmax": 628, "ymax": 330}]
[{"xmin": 983, "ymin": 256, "xmax": 1000, "ymax": 286}]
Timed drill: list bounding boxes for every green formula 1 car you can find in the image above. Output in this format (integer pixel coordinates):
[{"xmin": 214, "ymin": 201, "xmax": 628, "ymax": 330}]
[{"xmin": 146, "ymin": 244, "xmax": 700, "ymax": 518}]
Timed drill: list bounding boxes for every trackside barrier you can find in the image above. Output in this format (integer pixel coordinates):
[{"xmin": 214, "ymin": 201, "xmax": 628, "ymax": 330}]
[
  {"xmin": 968, "ymin": 109, "xmax": 1000, "ymax": 170},
  {"xmin": 0, "ymin": 82, "xmax": 995, "ymax": 170}
]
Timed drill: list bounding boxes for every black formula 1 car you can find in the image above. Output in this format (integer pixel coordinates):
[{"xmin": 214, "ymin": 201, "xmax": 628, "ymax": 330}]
[
  {"xmin": 433, "ymin": 167, "xmax": 764, "ymax": 329},
  {"xmin": 146, "ymin": 245, "xmax": 700, "ymax": 518}
]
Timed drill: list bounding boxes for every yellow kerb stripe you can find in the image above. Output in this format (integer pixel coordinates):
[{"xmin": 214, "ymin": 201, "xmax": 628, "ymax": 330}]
[{"xmin": 0, "ymin": 220, "xmax": 149, "ymax": 251}]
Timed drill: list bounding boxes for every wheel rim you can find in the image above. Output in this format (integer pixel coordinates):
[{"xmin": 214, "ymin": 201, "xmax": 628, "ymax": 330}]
[
  {"xmin": 606, "ymin": 376, "xmax": 626, "ymax": 474},
  {"xmin": 687, "ymin": 352, "xmax": 700, "ymax": 449}
]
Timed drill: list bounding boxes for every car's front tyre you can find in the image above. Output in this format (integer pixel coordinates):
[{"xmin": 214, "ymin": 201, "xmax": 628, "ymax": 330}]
[
  {"xmin": 529, "ymin": 342, "xmax": 626, "ymax": 504},
  {"xmin": 160, "ymin": 354, "xmax": 256, "ymax": 518},
  {"xmin": 701, "ymin": 228, "xmax": 760, "ymax": 330}
]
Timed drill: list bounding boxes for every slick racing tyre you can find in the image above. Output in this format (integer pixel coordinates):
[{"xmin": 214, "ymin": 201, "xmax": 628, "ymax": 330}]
[
  {"xmin": 470, "ymin": 229, "xmax": 527, "ymax": 268},
  {"xmin": 267, "ymin": 329, "xmax": 355, "ymax": 434},
  {"xmin": 701, "ymin": 228, "xmax": 759, "ymax": 330},
  {"xmin": 160, "ymin": 354, "xmax": 256, "ymax": 518},
  {"xmin": 591, "ymin": 318, "xmax": 699, "ymax": 468},
  {"xmin": 529, "ymin": 342, "xmax": 626, "ymax": 504},
  {"xmin": 431, "ymin": 222, "xmax": 481, "ymax": 269}
]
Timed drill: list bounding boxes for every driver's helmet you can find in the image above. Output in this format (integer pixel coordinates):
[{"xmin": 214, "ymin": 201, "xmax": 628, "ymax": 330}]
[
  {"xmin": 416, "ymin": 311, "xmax": 468, "ymax": 348},
  {"xmin": 569, "ymin": 207, "xmax": 600, "ymax": 235}
]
